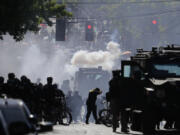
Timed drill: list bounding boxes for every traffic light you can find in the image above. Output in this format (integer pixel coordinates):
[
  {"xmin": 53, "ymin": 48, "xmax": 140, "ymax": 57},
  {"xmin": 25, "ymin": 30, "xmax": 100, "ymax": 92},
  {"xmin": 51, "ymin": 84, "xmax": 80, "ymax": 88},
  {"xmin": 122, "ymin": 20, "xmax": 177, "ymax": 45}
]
[
  {"xmin": 152, "ymin": 20, "xmax": 157, "ymax": 25},
  {"xmin": 151, "ymin": 19, "xmax": 158, "ymax": 33},
  {"xmin": 85, "ymin": 21, "xmax": 94, "ymax": 41},
  {"xmin": 56, "ymin": 19, "xmax": 66, "ymax": 41}
]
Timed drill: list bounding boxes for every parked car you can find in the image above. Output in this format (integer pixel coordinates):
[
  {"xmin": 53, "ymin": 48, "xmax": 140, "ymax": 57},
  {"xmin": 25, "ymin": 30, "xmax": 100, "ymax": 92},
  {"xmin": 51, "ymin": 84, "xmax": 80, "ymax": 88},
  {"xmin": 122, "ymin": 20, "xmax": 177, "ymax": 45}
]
[
  {"xmin": 0, "ymin": 111, "xmax": 9, "ymax": 135},
  {"xmin": 0, "ymin": 97, "xmax": 37, "ymax": 135}
]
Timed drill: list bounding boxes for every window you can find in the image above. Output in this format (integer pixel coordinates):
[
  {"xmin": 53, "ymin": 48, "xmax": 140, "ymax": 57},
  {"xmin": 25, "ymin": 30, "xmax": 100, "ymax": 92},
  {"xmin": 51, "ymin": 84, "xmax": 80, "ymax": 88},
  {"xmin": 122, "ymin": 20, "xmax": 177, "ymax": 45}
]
[{"xmin": 124, "ymin": 65, "xmax": 131, "ymax": 78}]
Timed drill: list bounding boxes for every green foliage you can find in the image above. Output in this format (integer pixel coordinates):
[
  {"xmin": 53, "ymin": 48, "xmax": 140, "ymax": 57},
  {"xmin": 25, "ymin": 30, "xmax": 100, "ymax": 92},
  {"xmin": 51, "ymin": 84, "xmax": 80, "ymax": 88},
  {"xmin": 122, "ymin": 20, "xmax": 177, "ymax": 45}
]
[{"xmin": 0, "ymin": 0, "xmax": 72, "ymax": 41}]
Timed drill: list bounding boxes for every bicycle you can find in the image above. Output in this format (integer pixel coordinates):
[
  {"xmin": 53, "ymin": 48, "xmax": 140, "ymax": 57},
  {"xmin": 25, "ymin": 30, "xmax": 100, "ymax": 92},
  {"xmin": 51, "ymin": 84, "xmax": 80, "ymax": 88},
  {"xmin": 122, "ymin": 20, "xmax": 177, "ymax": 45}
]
[
  {"xmin": 55, "ymin": 97, "xmax": 72, "ymax": 126},
  {"xmin": 98, "ymin": 99, "xmax": 113, "ymax": 127}
]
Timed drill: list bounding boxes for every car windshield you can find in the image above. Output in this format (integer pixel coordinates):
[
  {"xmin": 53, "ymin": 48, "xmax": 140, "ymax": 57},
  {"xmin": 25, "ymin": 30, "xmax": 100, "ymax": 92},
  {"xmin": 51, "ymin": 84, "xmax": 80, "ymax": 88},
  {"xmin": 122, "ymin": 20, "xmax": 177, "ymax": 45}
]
[
  {"xmin": 2, "ymin": 108, "xmax": 27, "ymax": 124},
  {"xmin": 150, "ymin": 59, "xmax": 180, "ymax": 78}
]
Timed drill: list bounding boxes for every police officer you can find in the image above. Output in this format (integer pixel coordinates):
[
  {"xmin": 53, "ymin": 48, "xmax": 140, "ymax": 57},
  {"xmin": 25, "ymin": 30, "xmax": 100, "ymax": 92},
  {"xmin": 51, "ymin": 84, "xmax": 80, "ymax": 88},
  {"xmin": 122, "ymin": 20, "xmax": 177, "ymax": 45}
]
[
  {"xmin": 109, "ymin": 70, "xmax": 121, "ymax": 132},
  {"xmin": 53, "ymin": 84, "xmax": 65, "ymax": 124},
  {"xmin": 130, "ymin": 71, "xmax": 145, "ymax": 131},
  {"xmin": 44, "ymin": 77, "xmax": 55, "ymax": 102},
  {"xmin": 6, "ymin": 73, "xmax": 20, "ymax": 98},
  {"xmin": 43, "ymin": 77, "xmax": 56, "ymax": 121},
  {"xmin": 19, "ymin": 75, "xmax": 34, "ymax": 113},
  {"xmin": 85, "ymin": 88, "xmax": 102, "ymax": 124},
  {"xmin": 109, "ymin": 70, "xmax": 129, "ymax": 133}
]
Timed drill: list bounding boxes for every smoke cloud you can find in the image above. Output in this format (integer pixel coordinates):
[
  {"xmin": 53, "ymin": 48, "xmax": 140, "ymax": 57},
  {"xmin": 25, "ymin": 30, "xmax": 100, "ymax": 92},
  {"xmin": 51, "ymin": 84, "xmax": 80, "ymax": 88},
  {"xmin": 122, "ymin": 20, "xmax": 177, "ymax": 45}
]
[
  {"xmin": 0, "ymin": 34, "xmax": 130, "ymax": 92},
  {"xmin": 20, "ymin": 45, "xmax": 78, "ymax": 84},
  {"xmin": 71, "ymin": 41, "xmax": 124, "ymax": 71},
  {"xmin": 0, "ymin": 34, "xmax": 78, "ymax": 87}
]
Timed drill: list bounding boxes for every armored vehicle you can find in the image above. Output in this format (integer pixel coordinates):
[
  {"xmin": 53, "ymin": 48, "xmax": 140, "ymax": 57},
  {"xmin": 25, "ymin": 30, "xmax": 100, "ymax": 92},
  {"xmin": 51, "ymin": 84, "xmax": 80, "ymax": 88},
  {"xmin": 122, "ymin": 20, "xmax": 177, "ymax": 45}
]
[
  {"xmin": 74, "ymin": 66, "xmax": 110, "ymax": 98},
  {"xmin": 121, "ymin": 45, "xmax": 180, "ymax": 134}
]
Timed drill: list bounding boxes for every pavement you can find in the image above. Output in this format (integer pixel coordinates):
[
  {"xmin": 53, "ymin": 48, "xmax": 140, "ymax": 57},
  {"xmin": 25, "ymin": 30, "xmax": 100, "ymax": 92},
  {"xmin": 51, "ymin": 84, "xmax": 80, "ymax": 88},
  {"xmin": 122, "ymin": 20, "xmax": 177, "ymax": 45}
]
[{"xmin": 39, "ymin": 123, "xmax": 142, "ymax": 135}]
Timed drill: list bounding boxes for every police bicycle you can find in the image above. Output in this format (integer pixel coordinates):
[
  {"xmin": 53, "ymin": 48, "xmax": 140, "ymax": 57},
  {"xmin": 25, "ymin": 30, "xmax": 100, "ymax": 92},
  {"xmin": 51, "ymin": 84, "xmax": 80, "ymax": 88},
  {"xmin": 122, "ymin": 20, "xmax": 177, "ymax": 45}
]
[
  {"xmin": 54, "ymin": 96, "xmax": 72, "ymax": 126},
  {"xmin": 98, "ymin": 99, "xmax": 113, "ymax": 127}
]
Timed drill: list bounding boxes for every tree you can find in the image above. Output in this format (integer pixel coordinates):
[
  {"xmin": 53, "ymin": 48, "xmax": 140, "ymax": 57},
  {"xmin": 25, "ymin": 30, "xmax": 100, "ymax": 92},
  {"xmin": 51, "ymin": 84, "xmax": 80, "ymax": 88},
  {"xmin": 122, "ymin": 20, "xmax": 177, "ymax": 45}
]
[{"xmin": 0, "ymin": 0, "xmax": 72, "ymax": 41}]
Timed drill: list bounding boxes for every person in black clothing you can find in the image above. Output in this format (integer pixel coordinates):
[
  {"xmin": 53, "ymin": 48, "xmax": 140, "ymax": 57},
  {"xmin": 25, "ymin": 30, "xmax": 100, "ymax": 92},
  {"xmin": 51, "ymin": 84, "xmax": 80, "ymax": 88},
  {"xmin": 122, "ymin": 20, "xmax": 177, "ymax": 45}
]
[
  {"xmin": 53, "ymin": 84, "xmax": 65, "ymax": 124},
  {"xmin": 34, "ymin": 79, "xmax": 44, "ymax": 121},
  {"xmin": 109, "ymin": 70, "xmax": 121, "ymax": 132},
  {"xmin": 85, "ymin": 88, "xmax": 102, "ymax": 124},
  {"xmin": 43, "ymin": 77, "xmax": 56, "ymax": 121},
  {"xmin": 44, "ymin": 77, "xmax": 55, "ymax": 102},
  {"xmin": 6, "ymin": 73, "xmax": 20, "ymax": 98},
  {"xmin": 19, "ymin": 75, "xmax": 35, "ymax": 113},
  {"xmin": 109, "ymin": 70, "xmax": 130, "ymax": 133},
  {"xmin": 130, "ymin": 71, "xmax": 145, "ymax": 131}
]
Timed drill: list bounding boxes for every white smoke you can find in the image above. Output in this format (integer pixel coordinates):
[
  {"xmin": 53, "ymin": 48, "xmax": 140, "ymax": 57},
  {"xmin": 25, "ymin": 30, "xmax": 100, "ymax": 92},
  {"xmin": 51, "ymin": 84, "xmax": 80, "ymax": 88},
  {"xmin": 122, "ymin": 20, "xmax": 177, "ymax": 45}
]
[
  {"xmin": 0, "ymin": 34, "xmax": 78, "ymax": 87},
  {"xmin": 71, "ymin": 41, "xmax": 122, "ymax": 71},
  {"xmin": 0, "ymin": 33, "xmax": 130, "ymax": 91},
  {"xmin": 19, "ymin": 44, "xmax": 78, "ymax": 85}
]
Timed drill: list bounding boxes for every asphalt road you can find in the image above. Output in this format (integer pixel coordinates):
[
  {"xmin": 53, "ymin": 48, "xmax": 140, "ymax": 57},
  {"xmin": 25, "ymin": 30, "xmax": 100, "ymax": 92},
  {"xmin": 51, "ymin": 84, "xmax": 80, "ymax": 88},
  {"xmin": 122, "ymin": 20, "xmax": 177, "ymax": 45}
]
[
  {"xmin": 38, "ymin": 123, "xmax": 180, "ymax": 135},
  {"xmin": 39, "ymin": 123, "xmax": 142, "ymax": 135}
]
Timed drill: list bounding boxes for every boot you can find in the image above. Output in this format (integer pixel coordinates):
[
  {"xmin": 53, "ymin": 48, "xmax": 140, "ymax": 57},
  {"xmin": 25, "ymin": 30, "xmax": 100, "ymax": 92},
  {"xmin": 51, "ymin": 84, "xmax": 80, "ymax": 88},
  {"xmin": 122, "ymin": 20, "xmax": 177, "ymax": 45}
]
[
  {"xmin": 113, "ymin": 127, "xmax": 116, "ymax": 132},
  {"xmin": 85, "ymin": 119, "xmax": 89, "ymax": 124}
]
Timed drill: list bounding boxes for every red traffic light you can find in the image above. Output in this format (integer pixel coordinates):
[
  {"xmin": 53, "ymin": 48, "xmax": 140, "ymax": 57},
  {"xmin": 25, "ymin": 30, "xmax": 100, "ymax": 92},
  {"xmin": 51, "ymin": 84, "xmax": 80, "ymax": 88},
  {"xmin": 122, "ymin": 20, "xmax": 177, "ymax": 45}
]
[
  {"xmin": 85, "ymin": 22, "xmax": 94, "ymax": 41},
  {"xmin": 152, "ymin": 20, "xmax": 157, "ymax": 25},
  {"xmin": 40, "ymin": 23, "xmax": 47, "ymax": 27},
  {"xmin": 87, "ymin": 25, "xmax": 92, "ymax": 29}
]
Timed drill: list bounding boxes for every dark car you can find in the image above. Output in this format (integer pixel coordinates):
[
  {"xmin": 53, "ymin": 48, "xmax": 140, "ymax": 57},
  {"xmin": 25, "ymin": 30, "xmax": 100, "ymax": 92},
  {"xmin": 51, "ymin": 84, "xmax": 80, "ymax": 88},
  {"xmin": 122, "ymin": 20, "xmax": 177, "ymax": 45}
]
[
  {"xmin": 0, "ymin": 98, "xmax": 37, "ymax": 135},
  {"xmin": 0, "ymin": 111, "xmax": 9, "ymax": 135}
]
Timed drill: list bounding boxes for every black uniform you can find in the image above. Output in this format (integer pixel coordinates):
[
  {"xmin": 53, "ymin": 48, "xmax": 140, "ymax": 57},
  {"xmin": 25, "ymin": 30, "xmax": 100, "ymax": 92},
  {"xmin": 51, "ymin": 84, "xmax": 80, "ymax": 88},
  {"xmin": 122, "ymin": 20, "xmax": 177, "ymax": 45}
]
[
  {"xmin": 43, "ymin": 77, "xmax": 56, "ymax": 121},
  {"xmin": 85, "ymin": 88, "xmax": 102, "ymax": 124},
  {"xmin": 54, "ymin": 84, "xmax": 65, "ymax": 123},
  {"xmin": 109, "ymin": 70, "xmax": 130, "ymax": 133},
  {"xmin": 6, "ymin": 73, "xmax": 20, "ymax": 98},
  {"xmin": 130, "ymin": 71, "xmax": 146, "ymax": 131}
]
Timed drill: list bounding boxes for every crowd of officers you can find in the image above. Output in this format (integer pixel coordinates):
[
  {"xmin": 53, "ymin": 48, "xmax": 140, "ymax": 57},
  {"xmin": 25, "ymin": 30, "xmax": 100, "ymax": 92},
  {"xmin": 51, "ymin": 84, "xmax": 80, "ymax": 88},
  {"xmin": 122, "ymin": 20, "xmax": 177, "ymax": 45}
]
[
  {"xmin": 0, "ymin": 70, "xmax": 144, "ymax": 133},
  {"xmin": 108, "ymin": 70, "xmax": 145, "ymax": 133},
  {"xmin": 0, "ymin": 73, "xmax": 87, "ymax": 124},
  {"xmin": 0, "ymin": 71, "xmax": 139, "ymax": 131},
  {"xmin": 0, "ymin": 73, "xmax": 66, "ymax": 123}
]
